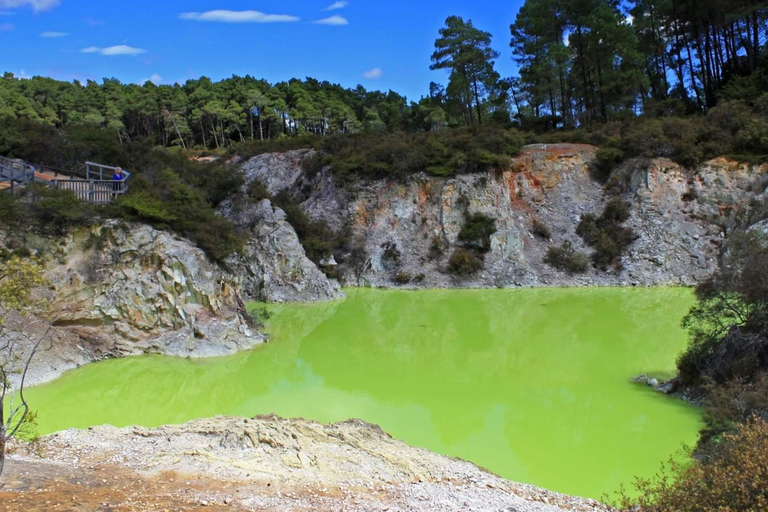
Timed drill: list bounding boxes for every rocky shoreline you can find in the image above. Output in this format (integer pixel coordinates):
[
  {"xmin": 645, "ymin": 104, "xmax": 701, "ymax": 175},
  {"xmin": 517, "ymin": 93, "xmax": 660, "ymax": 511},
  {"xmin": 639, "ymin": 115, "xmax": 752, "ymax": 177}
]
[{"xmin": 4, "ymin": 415, "xmax": 609, "ymax": 512}]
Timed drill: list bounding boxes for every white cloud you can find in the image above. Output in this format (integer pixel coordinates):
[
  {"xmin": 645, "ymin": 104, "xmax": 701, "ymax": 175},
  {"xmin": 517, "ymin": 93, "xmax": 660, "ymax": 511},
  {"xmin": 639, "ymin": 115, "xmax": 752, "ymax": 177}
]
[
  {"xmin": 323, "ymin": 1, "xmax": 348, "ymax": 11},
  {"xmin": 0, "ymin": 0, "xmax": 60, "ymax": 12},
  {"xmin": 363, "ymin": 67, "xmax": 383, "ymax": 80},
  {"xmin": 149, "ymin": 73, "xmax": 162, "ymax": 84},
  {"xmin": 41, "ymin": 30, "xmax": 68, "ymax": 37},
  {"xmin": 81, "ymin": 45, "xmax": 146, "ymax": 56},
  {"xmin": 0, "ymin": 22, "xmax": 14, "ymax": 31},
  {"xmin": 180, "ymin": 10, "xmax": 299, "ymax": 23},
  {"xmin": 315, "ymin": 15, "xmax": 348, "ymax": 26}
]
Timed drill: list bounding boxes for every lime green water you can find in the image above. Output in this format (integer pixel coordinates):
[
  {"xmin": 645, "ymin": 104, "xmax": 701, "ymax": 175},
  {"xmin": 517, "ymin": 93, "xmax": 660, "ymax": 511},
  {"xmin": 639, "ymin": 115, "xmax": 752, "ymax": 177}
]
[{"xmin": 25, "ymin": 288, "xmax": 701, "ymax": 499}]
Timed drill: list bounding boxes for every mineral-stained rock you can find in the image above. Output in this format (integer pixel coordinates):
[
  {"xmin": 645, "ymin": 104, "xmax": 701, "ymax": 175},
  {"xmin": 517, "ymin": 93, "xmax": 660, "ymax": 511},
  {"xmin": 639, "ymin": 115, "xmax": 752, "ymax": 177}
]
[
  {"xmin": 0, "ymin": 220, "xmax": 262, "ymax": 386},
  {"xmin": 241, "ymin": 144, "xmax": 768, "ymax": 290},
  {"xmin": 48, "ymin": 221, "xmax": 260, "ymax": 358}
]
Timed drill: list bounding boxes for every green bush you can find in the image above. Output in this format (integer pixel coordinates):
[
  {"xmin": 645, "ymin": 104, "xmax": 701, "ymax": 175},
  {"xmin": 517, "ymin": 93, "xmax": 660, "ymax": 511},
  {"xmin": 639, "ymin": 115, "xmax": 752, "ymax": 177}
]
[
  {"xmin": 118, "ymin": 191, "xmax": 176, "ymax": 224},
  {"xmin": 576, "ymin": 198, "xmax": 637, "ymax": 269},
  {"xmin": 381, "ymin": 242, "xmax": 402, "ymax": 270},
  {"xmin": 24, "ymin": 184, "xmax": 96, "ymax": 235},
  {"xmin": 316, "ymin": 126, "xmax": 524, "ymax": 183},
  {"xmin": 448, "ymin": 247, "xmax": 484, "ymax": 275},
  {"xmin": 428, "ymin": 236, "xmax": 445, "ymax": 260},
  {"xmin": 544, "ymin": 241, "xmax": 589, "ymax": 274},
  {"xmin": 272, "ymin": 190, "xmax": 343, "ymax": 265},
  {"xmin": 457, "ymin": 213, "xmax": 496, "ymax": 253},
  {"xmin": 618, "ymin": 417, "xmax": 768, "ymax": 512},
  {"xmin": 394, "ymin": 272, "xmax": 412, "ymax": 284},
  {"xmin": 593, "ymin": 147, "xmax": 625, "ymax": 182},
  {"xmin": 678, "ymin": 231, "xmax": 768, "ymax": 387}
]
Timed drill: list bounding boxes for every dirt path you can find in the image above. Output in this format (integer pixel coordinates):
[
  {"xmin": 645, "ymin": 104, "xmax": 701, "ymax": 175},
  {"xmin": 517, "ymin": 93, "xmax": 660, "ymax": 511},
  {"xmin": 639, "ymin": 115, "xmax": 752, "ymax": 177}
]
[{"xmin": 1, "ymin": 459, "xmax": 229, "ymax": 512}]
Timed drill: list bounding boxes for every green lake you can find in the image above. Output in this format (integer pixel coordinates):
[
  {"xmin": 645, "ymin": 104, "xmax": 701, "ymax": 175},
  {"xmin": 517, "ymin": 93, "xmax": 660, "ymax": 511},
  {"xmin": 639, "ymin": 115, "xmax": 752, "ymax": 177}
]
[{"xmin": 25, "ymin": 288, "xmax": 702, "ymax": 500}]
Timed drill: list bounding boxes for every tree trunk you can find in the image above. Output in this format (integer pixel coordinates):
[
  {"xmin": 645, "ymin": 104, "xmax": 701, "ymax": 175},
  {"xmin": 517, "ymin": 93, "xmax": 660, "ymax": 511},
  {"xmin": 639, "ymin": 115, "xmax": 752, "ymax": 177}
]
[
  {"xmin": 472, "ymin": 76, "xmax": 483, "ymax": 126},
  {"xmin": 172, "ymin": 119, "xmax": 186, "ymax": 150},
  {"xmin": 211, "ymin": 122, "xmax": 220, "ymax": 149},
  {"xmin": 0, "ymin": 433, "xmax": 6, "ymax": 477},
  {"xmin": 575, "ymin": 25, "xmax": 595, "ymax": 120}
]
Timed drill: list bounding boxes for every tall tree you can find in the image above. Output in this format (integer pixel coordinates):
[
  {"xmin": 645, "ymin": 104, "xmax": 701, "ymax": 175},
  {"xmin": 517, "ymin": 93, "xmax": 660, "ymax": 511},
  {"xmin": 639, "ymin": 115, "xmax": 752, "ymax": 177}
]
[{"xmin": 431, "ymin": 16, "xmax": 501, "ymax": 126}]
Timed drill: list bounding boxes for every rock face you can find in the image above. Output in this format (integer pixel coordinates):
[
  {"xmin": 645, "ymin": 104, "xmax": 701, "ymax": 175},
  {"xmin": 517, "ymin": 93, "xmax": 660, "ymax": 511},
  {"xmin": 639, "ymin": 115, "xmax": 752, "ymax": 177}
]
[
  {"xmin": 1, "ymin": 221, "xmax": 261, "ymax": 385},
  {"xmin": 238, "ymin": 149, "xmax": 315, "ymax": 196},
  {"xmin": 242, "ymin": 144, "xmax": 768, "ymax": 289},
  {"xmin": 8, "ymin": 415, "xmax": 608, "ymax": 512},
  {"xmin": 219, "ymin": 198, "xmax": 344, "ymax": 303}
]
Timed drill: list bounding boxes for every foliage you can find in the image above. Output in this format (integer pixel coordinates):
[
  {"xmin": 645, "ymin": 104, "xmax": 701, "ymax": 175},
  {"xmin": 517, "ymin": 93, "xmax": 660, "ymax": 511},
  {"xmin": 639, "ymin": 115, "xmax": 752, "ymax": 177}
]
[
  {"xmin": 457, "ymin": 213, "xmax": 497, "ymax": 253},
  {"xmin": 696, "ymin": 375, "xmax": 768, "ymax": 456},
  {"xmin": 0, "ymin": 256, "xmax": 49, "ymax": 477},
  {"xmin": 576, "ymin": 198, "xmax": 636, "ymax": 269},
  {"xmin": 447, "ymin": 247, "xmax": 484, "ymax": 276},
  {"xmin": 394, "ymin": 272, "xmax": 413, "ymax": 285},
  {"xmin": 544, "ymin": 241, "xmax": 589, "ymax": 274},
  {"xmin": 0, "ymin": 257, "xmax": 48, "ymax": 313},
  {"xmin": 428, "ymin": 236, "xmax": 446, "ymax": 260},
  {"xmin": 0, "ymin": 116, "xmax": 246, "ymax": 262},
  {"xmin": 118, "ymin": 191, "xmax": 176, "ymax": 224},
  {"xmin": 380, "ymin": 242, "xmax": 402, "ymax": 271},
  {"xmin": 310, "ymin": 126, "xmax": 524, "ymax": 184},
  {"xmin": 678, "ymin": 231, "xmax": 768, "ymax": 387},
  {"xmin": 618, "ymin": 417, "xmax": 768, "ymax": 512},
  {"xmin": 431, "ymin": 16, "xmax": 501, "ymax": 127},
  {"xmin": 23, "ymin": 185, "xmax": 96, "ymax": 235}
]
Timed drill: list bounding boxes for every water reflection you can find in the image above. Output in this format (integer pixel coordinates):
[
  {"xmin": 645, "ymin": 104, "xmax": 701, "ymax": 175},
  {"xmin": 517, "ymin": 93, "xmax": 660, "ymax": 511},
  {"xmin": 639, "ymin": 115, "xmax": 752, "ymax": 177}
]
[{"xmin": 27, "ymin": 288, "xmax": 701, "ymax": 499}]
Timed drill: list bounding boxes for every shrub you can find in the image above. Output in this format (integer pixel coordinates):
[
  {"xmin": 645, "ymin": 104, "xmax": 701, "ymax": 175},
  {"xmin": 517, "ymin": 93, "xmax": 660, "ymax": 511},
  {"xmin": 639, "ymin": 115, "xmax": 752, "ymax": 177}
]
[
  {"xmin": 576, "ymin": 198, "xmax": 637, "ymax": 269},
  {"xmin": 457, "ymin": 213, "xmax": 496, "ymax": 253},
  {"xmin": 678, "ymin": 231, "xmax": 768, "ymax": 387},
  {"xmin": 381, "ymin": 242, "xmax": 402, "ymax": 270},
  {"xmin": 544, "ymin": 241, "xmax": 589, "ymax": 274},
  {"xmin": 24, "ymin": 184, "xmax": 96, "ymax": 235},
  {"xmin": 448, "ymin": 247, "xmax": 484, "ymax": 275},
  {"xmin": 428, "ymin": 236, "xmax": 445, "ymax": 260},
  {"xmin": 697, "ymin": 374, "xmax": 768, "ymax": 456},
  {"xmin": 531, "ymin": 219, "xmax": 551, "ymax": 240},
  {"xmin": 316, "ymin": 125, "xmax": 524, "ymax": 183},
  {"xmin": 394, "ymin": 272, "xmax": 412, "ymax": 285},
  {"xmin": 247, "ymin": 179, "xmax": 272, "ymax": 202},
  {"xmin": 593, "ymin": 147, "xmax": 625, "ymax": 182},
  {"xmin": 618, "ymin": 417, "xmax": 768, "ymax": 512},
  {"xmin": 118, "ymin": 191, "xmax": 176, "ymax": 224}
]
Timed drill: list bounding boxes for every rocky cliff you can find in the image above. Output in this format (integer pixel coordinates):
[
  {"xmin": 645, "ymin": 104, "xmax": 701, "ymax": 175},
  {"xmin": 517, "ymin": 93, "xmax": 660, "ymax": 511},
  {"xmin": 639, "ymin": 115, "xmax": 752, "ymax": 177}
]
[
  {"xmin": 1, "ymin": 221, "xmax": 261, "ymax": 386},
  {"xmin": 219, "ymin": 180, "xmax": 344, "ymax": 304},
  {"xmin": 237, "ymin": 144, "xmax": 768, "ymax": 289}
]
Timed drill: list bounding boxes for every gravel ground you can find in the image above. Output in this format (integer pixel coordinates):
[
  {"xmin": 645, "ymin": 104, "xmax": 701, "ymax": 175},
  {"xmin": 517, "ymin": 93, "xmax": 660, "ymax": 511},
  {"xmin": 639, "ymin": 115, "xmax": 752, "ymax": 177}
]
[{"xmin": 3, "ymin": 415, "xmax": 610, "ymax": 512}]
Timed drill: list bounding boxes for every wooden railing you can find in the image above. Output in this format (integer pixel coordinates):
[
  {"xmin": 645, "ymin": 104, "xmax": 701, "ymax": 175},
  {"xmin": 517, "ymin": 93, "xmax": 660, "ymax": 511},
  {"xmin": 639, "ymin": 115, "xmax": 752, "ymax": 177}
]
[
  {"xmin": 0, "ymin": 156, "xmax": 36, "ymax": 192},
  {"xmin": 0, "ymin": 155, "xmax": 130, "ymax": 203},
  {"xmin": 51, "ymin": 162, "xmax": 131, "ymax": 204},
  {"xmin": 55, "ymin": 179, "xmax": 128, "ymax": 204}
]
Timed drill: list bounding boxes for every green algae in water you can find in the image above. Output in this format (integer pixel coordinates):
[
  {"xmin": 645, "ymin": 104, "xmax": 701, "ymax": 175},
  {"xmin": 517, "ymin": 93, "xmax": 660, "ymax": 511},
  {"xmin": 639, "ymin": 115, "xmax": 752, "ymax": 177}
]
[{"xmin": 25, "ymin": 288, "xmax": 701, "ymax": 500}]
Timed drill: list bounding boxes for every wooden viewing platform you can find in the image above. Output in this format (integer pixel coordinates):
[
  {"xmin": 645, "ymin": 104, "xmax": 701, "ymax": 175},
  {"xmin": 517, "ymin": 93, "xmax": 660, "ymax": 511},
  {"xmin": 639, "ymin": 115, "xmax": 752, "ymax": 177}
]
[{"xmin": 0, "ymin": 156, "xmax": 130, "ymax": 203}]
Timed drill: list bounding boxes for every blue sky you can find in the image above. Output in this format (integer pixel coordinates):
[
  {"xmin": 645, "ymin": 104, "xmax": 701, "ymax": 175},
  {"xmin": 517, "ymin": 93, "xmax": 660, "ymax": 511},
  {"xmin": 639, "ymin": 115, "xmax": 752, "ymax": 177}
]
[{"xmin": 0, "ymin": 0, "xmax": 524, "ymax": 101}]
